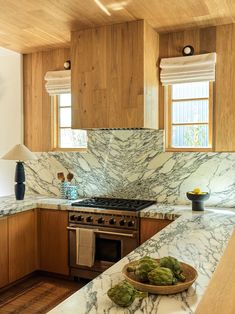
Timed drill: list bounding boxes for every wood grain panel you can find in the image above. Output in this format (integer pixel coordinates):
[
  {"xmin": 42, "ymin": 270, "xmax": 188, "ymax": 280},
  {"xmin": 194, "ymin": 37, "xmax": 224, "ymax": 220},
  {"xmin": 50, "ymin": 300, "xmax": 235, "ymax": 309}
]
[
  {"xmin": 140, "ymin": 218, "xmax": 172, "ymax": 244},
  {"xmin": 39, "ymin": 209, "xmax": 69, "ymax": 276},
  {"xmin": 196, "ymin": 230, "xmax": 235, "ymax": 314},
  {"xmin": 159, "ymin": 27, "xmax": 216, "ymax": 129},
  {"xmin": 8, "ymin": 210, "xmax": 38, "ymax": 283},
  {"xmin": 23, "ymin": 48, "xmax": 70, "ymax": 152},
  {"xmin": 72, "ymin": 20, "xmax": 158, "ymax": 129},
  {"xmin": 0, "ymin": 217, "xmax": 9, "ymax": 288},
  {"xmin": 215, "ymin": 24, "xmax": 235, "ymax": 151},
  {"xmin": 0, "ymin": 1, "xmax": 235, "ymax": 53},
  {"xmin": 144, "ymin": 22, "xmax": 159, "ymax": 129}
]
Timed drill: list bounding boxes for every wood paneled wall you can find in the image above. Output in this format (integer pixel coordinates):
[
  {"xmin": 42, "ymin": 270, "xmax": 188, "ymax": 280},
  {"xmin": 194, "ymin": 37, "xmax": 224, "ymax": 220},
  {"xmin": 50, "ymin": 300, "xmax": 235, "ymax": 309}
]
[
  {"xmin": 23, "ymin": 48, "xmax": 70, "ymax": 152},
  {"xmin": 159, "ymin": 24, "xmax": 235, "ymax": 151},
  {"xmin": 144, "ymin": 23, "xmax": 159, "ymax": 128},
  {"xmin": 71, "ymin": 20, "xmax": 159, "ymax": 129},
  {"xmin": 23, "ymin": 22, "xmax": 235, "ymax": 151},
  {"xmin": 215, "ymin": 24, "xmax": 235, "ymax": 152}
]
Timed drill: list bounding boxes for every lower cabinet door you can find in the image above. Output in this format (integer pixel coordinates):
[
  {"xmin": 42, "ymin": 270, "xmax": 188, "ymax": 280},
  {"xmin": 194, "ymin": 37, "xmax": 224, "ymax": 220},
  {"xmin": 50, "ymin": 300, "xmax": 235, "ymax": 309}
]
[
  {"xmin": 0, "ymin": 217, "xmax": 9, "ymax": 287},
  {"xmin": 39, "ymin": 209, "xmax": 69, "ymax": 275},
  {"xmin": 8, "ymin": 209, "xmax": 38, "ymax": 283}
]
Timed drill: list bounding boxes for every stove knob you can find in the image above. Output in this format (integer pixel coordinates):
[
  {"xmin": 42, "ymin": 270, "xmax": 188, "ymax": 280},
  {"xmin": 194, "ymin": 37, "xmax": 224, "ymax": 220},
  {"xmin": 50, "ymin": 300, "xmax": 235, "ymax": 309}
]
[
  {"xmin": 70, "ymin": 215, "xmax": 76, "ymax": 221},
  {"xmin": 77, "ymin": 215, "xmax": 83, "ymax": 221},
  {"xmin": 109, "ymin": 218, "xmax": 116, "ymax": 225},
  {"xmin": 97, "ymin": 217, "xmax": 104, "ymax": 224},
  {"xmin": 128, "ymin": 220, "xmax": 135, "ymax": 227},
  {"xmin": 86, "ymin": 216, "xmax": 93, "ymax": 223},
  {"xmin": 119, "ymin": 219, "xmax": 126, "ymax": 226}
]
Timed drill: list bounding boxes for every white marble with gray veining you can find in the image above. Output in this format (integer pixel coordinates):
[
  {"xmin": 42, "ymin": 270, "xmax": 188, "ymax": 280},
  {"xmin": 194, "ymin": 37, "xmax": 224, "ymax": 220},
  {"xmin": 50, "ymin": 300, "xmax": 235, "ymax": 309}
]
[
  {"xmin": 1, "ymin": 194, "xmax": 235, "ymax": 313},
  {"xmin": 48, "ymin": 208, "xmax": 235, "ymax": 314},
  {"xmin": 24, "ymin": 129, "xmax": 235, "ymax": 207},
  {"xmin": 0, "ymin": 195, "xmax": 71, "ymax": 217},
  {"xmin": 0, "ymin": 194, "xmax": 228, "ymax": 220}
]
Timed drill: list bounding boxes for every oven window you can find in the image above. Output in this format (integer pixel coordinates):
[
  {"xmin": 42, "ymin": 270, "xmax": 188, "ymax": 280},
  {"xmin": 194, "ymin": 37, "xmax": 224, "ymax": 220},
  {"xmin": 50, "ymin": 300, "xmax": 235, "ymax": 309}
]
[{"xmin": 95, "ymin": 238, "xmax": 121, "ymax": 263}]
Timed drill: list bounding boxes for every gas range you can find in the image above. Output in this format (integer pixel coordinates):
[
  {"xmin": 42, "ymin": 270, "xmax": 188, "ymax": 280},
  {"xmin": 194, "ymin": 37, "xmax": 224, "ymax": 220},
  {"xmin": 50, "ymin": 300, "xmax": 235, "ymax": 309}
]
[
  {"xmin": 68, "ymin": 197, "xmax": 155, "ymax": 279},
  {"xmin": 70, "ymin": 197, "xmax": 155, "ymax": 229}
]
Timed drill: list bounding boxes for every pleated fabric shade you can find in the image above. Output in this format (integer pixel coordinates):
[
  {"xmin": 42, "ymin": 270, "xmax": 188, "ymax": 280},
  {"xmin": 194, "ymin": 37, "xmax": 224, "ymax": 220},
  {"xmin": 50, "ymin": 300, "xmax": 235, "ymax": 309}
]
[
  {"xmin": 44, "ymin": 70, "xmax": 71, "ymax": 95},
  {"xmin": 160, "ymin": 53, "xmax": 216, "ymax": 85}
]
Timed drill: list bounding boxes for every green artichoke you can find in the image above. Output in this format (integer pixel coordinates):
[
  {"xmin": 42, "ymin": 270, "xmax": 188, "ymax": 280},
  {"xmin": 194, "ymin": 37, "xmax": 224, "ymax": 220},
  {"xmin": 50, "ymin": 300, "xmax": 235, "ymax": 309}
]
[
  {"xmin": 159, "ymin": 256, "xmax": 186, "ymax": 282},
  {"xmin": 134, "ymin": 260, "xmax": 159, "ymax": 282},
  {"xmin": 148, "ymin": 267, "xmax": 176, "ymax": 285},
  {"xmin": 107, "ymin": 281, "xmax": 148, "ymax": 307},
  {"xmin": 127, "ymin": 256, "xmax": 158, "ymax": 273}
]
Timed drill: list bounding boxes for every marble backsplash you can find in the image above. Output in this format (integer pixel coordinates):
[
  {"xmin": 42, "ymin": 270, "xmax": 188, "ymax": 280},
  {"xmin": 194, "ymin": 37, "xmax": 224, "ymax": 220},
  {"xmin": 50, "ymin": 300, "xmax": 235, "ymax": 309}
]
[{"xmin": 25, "ymin": 130, "xmax": 235, "ymax": 207}]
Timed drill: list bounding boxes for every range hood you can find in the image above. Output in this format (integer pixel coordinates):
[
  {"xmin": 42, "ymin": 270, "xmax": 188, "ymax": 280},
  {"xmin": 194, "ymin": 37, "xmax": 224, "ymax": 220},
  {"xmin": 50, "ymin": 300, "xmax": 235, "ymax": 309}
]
[{"xmin": 70, "ymin": 20, "xmax": 159, "ymax": 130}]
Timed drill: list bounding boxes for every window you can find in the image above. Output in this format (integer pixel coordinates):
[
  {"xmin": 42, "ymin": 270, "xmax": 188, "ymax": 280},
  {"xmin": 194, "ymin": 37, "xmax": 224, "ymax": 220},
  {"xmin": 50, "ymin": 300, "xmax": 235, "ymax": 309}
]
[
  {"xmin": 166, "ymin": 81, "xmax": 213, "ymax": 151},
  {"xmin": 52, "ymin": 93, "xmax": 87, "ymax": 150}
]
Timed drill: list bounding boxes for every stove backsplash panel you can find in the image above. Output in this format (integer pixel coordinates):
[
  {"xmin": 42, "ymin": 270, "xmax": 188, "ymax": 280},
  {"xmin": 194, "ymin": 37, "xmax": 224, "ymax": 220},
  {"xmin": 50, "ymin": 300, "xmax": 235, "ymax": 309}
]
[{"xmin": 25, "ymin": 129, "xmax": 235, "ymax": 207}]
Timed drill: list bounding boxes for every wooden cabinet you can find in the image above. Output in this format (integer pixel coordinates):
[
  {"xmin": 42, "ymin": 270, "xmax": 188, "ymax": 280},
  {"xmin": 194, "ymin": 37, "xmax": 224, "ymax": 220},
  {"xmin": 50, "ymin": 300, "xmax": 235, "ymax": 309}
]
[
  {"xmin": 8, "ymin": 210, "xmax": 38, "ymax": 282},
  {"xmin": 39, "ymin": 209, "xmax": 69, "ymax": 275},
  {"xmin": 71, "ymin": 20, "xmax": 159, "ymax": 129},
  {"xmin": 0, "ymin": 217, "xmax": 9, "ymax": 288},
  {"xmin": 140, "ymin": 218, "xmax": 172, "ymax": 244}
]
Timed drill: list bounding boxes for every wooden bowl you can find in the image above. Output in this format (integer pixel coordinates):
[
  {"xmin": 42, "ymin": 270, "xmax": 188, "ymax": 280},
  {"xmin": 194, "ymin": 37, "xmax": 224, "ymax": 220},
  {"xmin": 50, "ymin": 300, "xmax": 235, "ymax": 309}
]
[{"xmin": 122, "ymin": 259, "xmax": 198, "ymax": 295}]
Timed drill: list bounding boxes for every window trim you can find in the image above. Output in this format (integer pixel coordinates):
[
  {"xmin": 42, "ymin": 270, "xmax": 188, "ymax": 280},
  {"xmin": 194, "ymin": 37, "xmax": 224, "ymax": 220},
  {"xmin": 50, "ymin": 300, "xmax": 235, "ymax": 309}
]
[
  {"xmin": 51, "ymin": 95, "xmax": 87, "ymax": 152},
  {"xmin": 165, "ymin": 81, "xmax": 213, "ymax": 152}
]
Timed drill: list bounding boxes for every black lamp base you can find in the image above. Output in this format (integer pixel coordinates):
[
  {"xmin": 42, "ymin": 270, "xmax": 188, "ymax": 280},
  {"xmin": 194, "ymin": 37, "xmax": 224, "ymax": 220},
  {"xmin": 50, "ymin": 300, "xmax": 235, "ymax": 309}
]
[
  {"xmin": 15, "ymin": 183, "xmax": 25, "ymax": 200},
  {"xmin": 15, "ymin": 161, "xmax": 26, "ymax": 200}
]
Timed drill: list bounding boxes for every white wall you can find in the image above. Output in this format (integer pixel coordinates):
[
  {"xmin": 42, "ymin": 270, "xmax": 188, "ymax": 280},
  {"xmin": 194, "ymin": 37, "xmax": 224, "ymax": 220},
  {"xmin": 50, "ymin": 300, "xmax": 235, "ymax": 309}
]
[{"xmin": 0, "ymin": 48, "xmax": 23, "ymax": 196}]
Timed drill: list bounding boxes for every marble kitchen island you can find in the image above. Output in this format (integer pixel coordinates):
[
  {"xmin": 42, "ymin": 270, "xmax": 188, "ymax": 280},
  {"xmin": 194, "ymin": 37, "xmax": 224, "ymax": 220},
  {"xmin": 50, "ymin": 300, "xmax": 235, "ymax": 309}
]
[{"xmin": 48, "ymin": 206, "xmax": 235, "ymax": 314}]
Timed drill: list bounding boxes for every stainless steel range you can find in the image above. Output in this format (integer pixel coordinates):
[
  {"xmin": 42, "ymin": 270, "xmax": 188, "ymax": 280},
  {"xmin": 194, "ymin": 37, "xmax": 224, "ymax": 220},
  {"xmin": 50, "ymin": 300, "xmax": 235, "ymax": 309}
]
[{"xmin": 68, "ymin": 197, "xmax": 155, "ymax": 279}]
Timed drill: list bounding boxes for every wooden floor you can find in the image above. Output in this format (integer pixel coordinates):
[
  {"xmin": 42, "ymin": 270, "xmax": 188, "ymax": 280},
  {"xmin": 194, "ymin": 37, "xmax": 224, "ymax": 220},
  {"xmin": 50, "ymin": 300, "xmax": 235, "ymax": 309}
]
[{"xmin": 0, "ymin": 275, "xmax": 87, "ymax": 314}]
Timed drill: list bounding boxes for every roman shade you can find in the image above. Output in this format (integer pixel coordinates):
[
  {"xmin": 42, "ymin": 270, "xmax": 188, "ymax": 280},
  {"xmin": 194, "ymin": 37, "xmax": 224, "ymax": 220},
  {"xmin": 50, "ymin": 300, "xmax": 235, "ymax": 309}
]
[
  {"xmin": 160, "ymin": 53, "xmax": 216, "ymax": 85},
  {"xmin": 44, "ymin": 70, "xmax": 71, "ymax": 95}
]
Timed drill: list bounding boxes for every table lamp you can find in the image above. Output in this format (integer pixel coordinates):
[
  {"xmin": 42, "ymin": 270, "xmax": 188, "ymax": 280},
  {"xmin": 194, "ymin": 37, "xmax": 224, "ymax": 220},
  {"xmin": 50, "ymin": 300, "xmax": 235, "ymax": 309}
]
[{"xmin": 1, "ymin": 144, "xmax": 37, "ymax": 200}]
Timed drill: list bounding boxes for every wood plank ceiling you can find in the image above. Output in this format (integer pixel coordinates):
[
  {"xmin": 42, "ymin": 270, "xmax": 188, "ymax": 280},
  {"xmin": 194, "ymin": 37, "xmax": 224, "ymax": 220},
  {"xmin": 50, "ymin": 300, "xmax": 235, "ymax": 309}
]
[{"xmin": 1, "ymin": 0, "xmax": 235, "ymax": 53}]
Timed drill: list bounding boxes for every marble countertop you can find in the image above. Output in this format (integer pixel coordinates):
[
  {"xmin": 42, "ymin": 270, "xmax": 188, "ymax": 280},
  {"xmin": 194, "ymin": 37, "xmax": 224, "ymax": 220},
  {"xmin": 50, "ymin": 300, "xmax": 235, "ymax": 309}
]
[
  {"xmin": 0, "ymin": 194, "xmax": 229, "ymax": 220},
  {"xmin": 0, "ymin": 194, "xmax": 185, "ymax": 218},
  {"xmin": 1, "ymin": 194, "xmax": 235, "ymax": 313},
  {"xmin": 48, "ymin": 208, "xmax": 235, "ymax": 314},
  {"xmin": 0, "ymin": 194, "xmax": 76, "ymax": 217}
]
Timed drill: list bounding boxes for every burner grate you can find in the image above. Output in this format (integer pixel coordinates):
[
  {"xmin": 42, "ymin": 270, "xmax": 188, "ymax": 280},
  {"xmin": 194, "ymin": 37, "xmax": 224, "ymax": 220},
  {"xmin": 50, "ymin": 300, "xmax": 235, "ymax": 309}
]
[{"xmin": 72, "ymin": 197, "xmax": 155, "ymax": 211}]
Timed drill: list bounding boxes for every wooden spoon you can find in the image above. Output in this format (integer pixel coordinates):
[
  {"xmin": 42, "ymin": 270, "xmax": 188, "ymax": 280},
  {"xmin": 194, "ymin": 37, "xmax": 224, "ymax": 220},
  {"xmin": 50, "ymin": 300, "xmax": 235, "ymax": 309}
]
[
  {"xmin": 57, "ymin": 172, "xmax": 65, "ymax": 182},
  {"xmin": 67, "ymin": 173, "xmax": 74, "ymax": 182}
]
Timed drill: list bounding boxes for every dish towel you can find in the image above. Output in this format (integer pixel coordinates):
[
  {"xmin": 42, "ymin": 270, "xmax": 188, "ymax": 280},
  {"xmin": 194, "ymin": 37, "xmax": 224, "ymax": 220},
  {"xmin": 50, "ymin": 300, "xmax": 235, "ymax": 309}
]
[{"xmin": 75, "ymin": 228, "xmax": 97, "ymax": 267}]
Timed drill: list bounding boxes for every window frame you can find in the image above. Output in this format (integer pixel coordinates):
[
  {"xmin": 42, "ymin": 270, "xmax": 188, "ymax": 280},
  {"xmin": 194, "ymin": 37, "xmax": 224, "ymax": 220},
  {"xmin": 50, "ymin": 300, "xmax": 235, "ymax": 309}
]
[
  {"xmin": 51, "ymin": 95, "xmax": 87, "ymax": 152},
  {"xmin": 165, "ymin": 81, "xmax": 213, "ymax": 152}
]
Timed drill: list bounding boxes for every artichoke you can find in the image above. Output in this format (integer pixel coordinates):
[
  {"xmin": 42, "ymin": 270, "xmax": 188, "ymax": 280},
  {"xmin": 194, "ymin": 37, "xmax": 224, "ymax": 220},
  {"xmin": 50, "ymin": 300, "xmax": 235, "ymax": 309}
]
[
  {"xmin": 127, "ymin": 256, "xmax": 158, "ymax": 273},
  {"xmin": 148, "ymin": 267, "xmax": 176, "ymax": 285},
  {"xmin": 160, "ymin": 256, "xmax": 185, "ymax": 282},
  {"xmin": 134, "ymin": 260, "xmax": 159, "ymax": 282},
  {"xmin": 107, "ymin": 281, "xmax": 147, "ymax": 307}
]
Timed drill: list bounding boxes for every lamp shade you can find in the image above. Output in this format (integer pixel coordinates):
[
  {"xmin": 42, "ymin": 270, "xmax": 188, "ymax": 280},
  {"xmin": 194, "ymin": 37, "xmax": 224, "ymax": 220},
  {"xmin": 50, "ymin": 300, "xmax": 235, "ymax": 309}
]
[{"xmin": 1, "ymin": 144, "xmax": 37, "ymax": 161}]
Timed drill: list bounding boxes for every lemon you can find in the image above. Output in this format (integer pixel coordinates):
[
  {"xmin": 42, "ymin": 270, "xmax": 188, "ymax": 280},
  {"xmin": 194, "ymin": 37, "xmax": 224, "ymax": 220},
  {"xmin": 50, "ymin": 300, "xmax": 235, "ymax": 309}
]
[{"xmin": 193, "ymin": 188, "xmax": 201, "ymax": 194}]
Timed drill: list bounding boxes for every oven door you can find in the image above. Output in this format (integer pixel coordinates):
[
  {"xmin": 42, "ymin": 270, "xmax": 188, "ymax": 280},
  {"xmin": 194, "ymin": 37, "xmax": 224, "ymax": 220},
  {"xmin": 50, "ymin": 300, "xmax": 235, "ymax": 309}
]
[{"xmin": 68, "ymin": 224, "xmax": 138, "ymax": 277}]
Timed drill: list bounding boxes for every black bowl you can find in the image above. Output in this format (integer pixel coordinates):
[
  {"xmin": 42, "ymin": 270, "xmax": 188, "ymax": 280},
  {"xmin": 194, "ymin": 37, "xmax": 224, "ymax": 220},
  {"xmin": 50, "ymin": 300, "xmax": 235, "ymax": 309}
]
[{"xmin": 186, "ymin": 192, "xmax": 210, "ymax": 211}]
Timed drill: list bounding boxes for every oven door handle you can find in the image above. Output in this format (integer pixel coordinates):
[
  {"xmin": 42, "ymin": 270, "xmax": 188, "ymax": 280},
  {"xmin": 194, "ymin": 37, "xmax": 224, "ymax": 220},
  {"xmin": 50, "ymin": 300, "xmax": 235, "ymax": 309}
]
[{"xmin": 67, "ymin": 226, "xmax": 135, "ymax": 238}]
